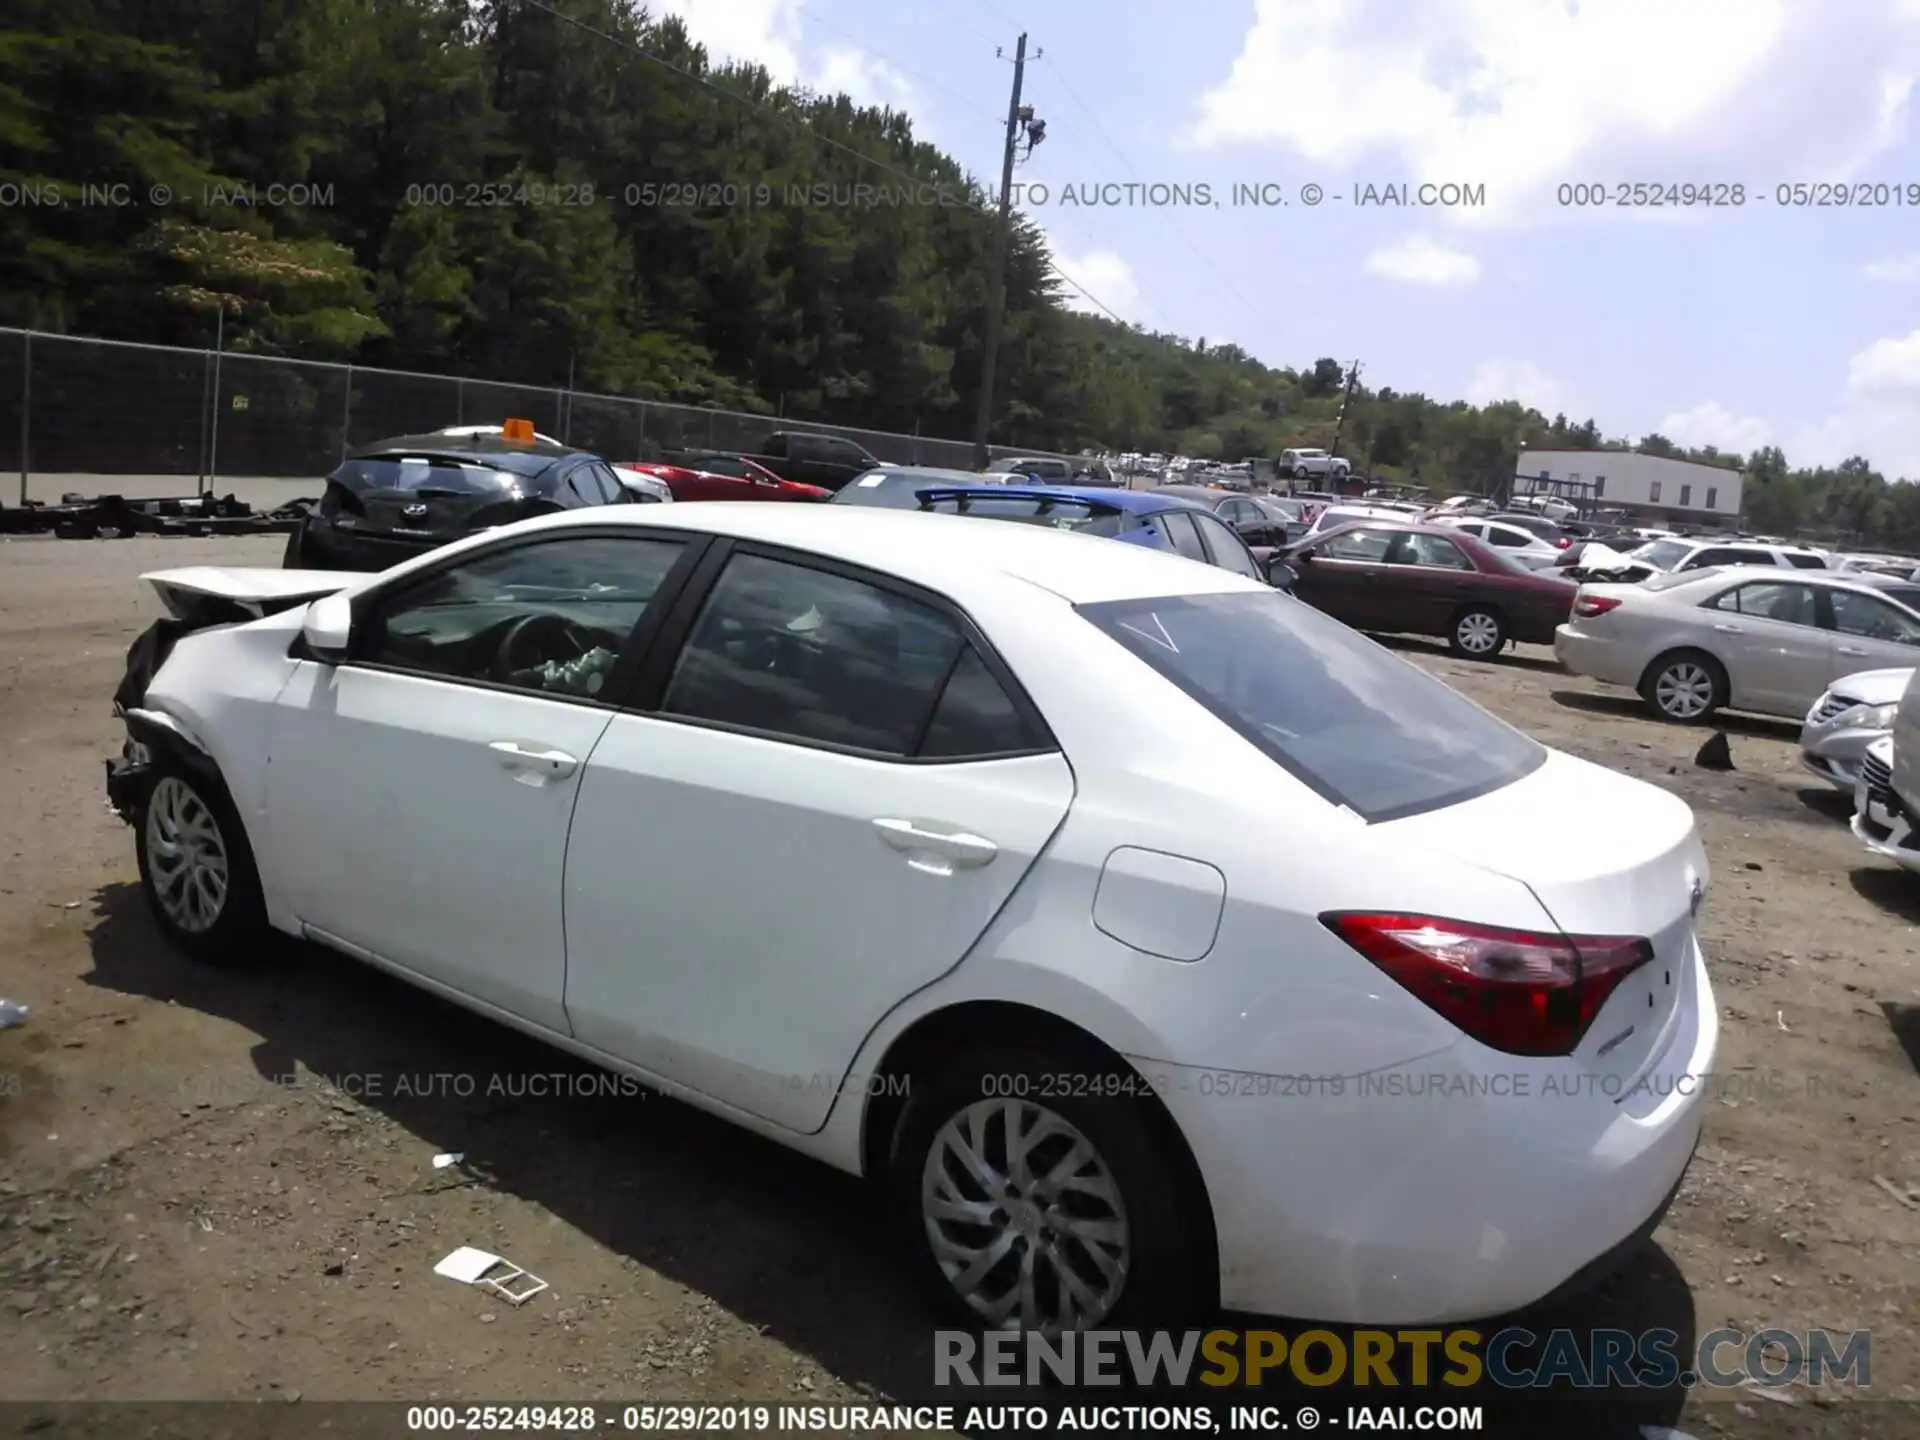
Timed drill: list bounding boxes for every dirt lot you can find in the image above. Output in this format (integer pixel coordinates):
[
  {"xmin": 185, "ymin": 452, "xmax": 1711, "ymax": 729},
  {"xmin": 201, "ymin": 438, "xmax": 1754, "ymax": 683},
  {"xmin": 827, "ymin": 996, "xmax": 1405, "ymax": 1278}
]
[{"xmin": 1, "ymin": 533, "xmax": 1917, "ymax": 1438}]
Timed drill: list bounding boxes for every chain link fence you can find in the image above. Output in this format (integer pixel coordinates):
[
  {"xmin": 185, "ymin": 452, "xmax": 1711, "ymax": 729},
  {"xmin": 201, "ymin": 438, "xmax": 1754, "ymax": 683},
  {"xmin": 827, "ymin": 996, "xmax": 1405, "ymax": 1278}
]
[{"xmin": 0, "ymin": 328, "xmax": 1077, "ymax": 504}]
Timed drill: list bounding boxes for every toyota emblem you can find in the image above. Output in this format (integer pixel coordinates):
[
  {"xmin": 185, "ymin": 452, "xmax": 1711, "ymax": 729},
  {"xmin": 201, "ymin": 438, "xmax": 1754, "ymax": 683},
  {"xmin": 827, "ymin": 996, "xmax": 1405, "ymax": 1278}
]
[{"xmin": 402, "ymin": 502, "xmax": 428, "ymax": 519}]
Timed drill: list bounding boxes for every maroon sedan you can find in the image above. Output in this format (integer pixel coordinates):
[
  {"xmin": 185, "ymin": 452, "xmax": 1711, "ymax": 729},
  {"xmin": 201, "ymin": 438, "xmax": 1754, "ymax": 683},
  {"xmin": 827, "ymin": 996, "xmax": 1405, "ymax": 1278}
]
[{"xmin": 1274, "ymin": 519, "xmax": 1576, "ymax": 660}]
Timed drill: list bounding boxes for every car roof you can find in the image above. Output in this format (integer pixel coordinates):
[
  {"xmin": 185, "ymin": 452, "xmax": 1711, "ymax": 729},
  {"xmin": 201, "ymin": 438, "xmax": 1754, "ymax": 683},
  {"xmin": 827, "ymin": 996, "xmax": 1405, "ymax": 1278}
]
[
  {"xmin": 351, "ymin": 433, "xmax": 580, "ymax": 474},
  {"xmin": 480, "ymin": 502, "xmax": 1262, "ymax": 606}
]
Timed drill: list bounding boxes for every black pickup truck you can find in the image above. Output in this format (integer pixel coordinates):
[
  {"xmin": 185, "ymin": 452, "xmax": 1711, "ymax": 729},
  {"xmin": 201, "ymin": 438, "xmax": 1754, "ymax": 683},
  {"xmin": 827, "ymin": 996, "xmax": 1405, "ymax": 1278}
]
[{"xmin": 671, "ymin": 431, "xmax": 882, "ymax": 492}]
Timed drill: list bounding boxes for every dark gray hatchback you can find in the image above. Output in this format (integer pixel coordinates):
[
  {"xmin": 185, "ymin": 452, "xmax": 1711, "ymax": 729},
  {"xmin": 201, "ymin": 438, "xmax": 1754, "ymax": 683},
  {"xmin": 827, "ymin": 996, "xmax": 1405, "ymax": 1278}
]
[{"xmin": 283, "ymin": 432, "xmax": 638, "ymax": 571}]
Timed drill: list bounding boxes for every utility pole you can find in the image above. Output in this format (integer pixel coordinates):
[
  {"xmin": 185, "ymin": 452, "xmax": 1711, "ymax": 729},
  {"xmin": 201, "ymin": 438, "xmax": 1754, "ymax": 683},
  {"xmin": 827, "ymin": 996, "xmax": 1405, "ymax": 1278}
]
[
  {"xmin": 972, "ymin": 33, "xmax": 1029, "ymax": 470},
  {"xmin": 1329, "ymin": 358, "xmax": 1360, "ymax": 470}
]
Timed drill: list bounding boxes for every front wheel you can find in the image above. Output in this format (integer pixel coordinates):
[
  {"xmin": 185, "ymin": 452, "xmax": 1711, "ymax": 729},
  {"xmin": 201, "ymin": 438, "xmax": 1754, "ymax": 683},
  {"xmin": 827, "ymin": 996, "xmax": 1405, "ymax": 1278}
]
[
  {"xmin": 134, "ymin": 758, "xmax": 271, "ymax": 965},
  {"xmin": 1449, "ymin": 605, "xmax": 1507, "ymax": 659},
  {"xmin": 887, "ymin": 1050, "xmax": 1208, "ymax": 1333},
  {"xmin": 1640, "ymin": 650, "xmax": 1726, "ymax": 723}
]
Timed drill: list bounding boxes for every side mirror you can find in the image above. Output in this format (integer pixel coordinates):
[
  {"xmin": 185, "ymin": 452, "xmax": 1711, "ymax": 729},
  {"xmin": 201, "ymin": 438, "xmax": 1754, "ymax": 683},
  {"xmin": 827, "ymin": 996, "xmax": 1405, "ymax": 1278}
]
[
  {"xmin": 302, "ymin": 593, "xmax": 353, "ymax": 662},
  {"xmin": 1268, "ymin": 561, "xmax": 1298, "ymax": 589}
]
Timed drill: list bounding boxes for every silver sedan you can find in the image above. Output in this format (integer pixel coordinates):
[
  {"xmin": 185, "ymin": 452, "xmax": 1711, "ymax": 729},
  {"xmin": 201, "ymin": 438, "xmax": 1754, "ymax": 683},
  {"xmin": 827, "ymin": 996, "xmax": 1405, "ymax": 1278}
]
[{"xmin": 1554, "ymin": 566, "xmax": 1920, "ymax": 723}]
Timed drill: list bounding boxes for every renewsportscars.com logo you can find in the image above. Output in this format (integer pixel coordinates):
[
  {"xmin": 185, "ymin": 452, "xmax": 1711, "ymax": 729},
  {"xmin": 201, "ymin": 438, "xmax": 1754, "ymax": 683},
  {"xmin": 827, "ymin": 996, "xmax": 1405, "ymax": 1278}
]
[{"xmin": 935, "ymin": 1327, "xmax": 1871, "ymax": 1391}]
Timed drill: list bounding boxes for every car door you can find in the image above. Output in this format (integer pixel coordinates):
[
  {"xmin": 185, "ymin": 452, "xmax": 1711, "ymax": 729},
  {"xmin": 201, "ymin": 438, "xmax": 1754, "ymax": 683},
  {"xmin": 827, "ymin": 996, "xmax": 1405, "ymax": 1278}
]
[
  {"xmin": 1293, "ymin": 525, "xmax": 1396, "ymax": 628},
  {"xmin": 1823, "ymin": 587, "xmax": 1920, "ymax": 677},
  {"xmin": 1150, "ymin": 509, "xmax": 1213, "ymax": 567},
  {"xmin": 1699, "ymin": 579, "xmax": 1832, "ymax": 714},
  {"xmin": 262, "ymin": 530, "xmax": 703, "ymax": 1030},
  {"xmin": 561, "ymin": 547, "xmax": 1072, "ymax": 1131},
  {"xmin": 1381, "ymin": 529, "xmax": 1477, "ymax": 634}
]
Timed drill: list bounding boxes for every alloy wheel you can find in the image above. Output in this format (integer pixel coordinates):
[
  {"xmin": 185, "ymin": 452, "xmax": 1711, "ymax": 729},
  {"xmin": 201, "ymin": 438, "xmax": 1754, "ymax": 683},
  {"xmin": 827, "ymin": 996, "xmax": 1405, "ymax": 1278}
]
[
  {"xmin": 1655, "ymin": 662, "xmax": 1716, "ymax": 719},
  {"xmin": 921, "ymin": 1098, "xmax": 1131, "ymax": 1332},
  {"xmin": 145, "ymin": 776, "xmax": 231, "ymax": 933}
]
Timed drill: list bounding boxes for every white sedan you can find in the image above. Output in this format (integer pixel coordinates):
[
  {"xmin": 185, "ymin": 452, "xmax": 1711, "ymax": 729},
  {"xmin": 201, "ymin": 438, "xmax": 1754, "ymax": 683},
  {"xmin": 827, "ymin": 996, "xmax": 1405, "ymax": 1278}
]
[
  {"xmin": 107, "ymin": 504, "xmax": 1715, "ymax": 1330},
  {"xmin": 1556, "ymin": 566, "xmax": 1920, "ymax": 723},
  {"xmin": 1430, "ymin": 515, "xmax": 1566, "ymax": 571}
]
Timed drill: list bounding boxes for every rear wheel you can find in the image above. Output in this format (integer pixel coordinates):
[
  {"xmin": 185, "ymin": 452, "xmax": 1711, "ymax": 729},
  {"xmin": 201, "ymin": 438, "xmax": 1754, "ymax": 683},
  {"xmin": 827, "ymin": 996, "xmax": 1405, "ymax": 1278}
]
[
  {"xmin": 1448, "ymin": 605, "xmax": 1506, "ymax": 659},
  {"xmin": 133, "ymin": 757, "xmax": 270, "ymax": 966},
  {"xmin": 887, "ymin": 1048, "xmax": 1208, "ymax": 1333},
  {"xmin": 1640, "ymin": 650, "xmax": 1727, "ymax": 723}
]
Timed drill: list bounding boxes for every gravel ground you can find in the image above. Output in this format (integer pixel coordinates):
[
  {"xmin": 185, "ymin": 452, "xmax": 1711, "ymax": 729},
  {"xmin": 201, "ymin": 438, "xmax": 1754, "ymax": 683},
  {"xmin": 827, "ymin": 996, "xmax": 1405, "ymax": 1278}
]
[{"xmin": 1, "ymin": 533, "xmax": 1917, "ymax": 1439}]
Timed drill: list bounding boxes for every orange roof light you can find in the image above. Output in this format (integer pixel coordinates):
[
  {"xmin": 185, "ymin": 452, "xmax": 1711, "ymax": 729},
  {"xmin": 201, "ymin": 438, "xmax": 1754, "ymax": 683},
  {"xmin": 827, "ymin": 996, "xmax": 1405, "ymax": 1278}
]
[{"xmin": 501, "ymin": 417, "xmax": 536, "ymax": 442}]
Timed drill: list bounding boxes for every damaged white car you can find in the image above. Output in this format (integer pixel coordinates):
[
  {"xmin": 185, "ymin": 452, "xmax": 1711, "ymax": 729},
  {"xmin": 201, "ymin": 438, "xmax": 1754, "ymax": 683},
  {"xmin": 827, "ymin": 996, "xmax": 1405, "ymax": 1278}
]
[
  {"xmin": 1801, "ymin": 667, "xmax": 1914, "ymax": 790},
  {"xmin": 1853, "ymin": 668, "xmax": 1920, "ymax": 874},
  {"xmin": 107, "ymin": 504, "xmax": 1716, "ymax": 1332}
]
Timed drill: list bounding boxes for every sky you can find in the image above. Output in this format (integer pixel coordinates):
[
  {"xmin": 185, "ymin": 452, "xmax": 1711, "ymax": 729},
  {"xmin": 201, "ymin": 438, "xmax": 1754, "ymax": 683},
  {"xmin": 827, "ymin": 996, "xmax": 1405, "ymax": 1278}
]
[{"xmin": 654, "ymin": 0, "xmax": 1920, "ymax": 479}]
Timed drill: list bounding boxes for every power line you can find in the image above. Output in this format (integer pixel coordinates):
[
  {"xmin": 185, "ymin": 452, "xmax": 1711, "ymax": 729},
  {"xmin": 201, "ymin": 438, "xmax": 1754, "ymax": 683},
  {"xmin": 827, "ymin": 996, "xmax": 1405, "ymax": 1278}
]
[
  {"xmin": 517, "ymin": 0, "xmax": 1130, "ymax": 326},
  {"xmin": 1037, "ymin": 53, "xmax": 1284, "ymax": 342}
]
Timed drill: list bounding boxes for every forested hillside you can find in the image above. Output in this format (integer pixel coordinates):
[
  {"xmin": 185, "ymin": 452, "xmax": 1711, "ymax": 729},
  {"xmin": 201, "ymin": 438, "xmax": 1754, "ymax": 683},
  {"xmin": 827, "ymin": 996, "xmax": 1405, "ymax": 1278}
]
[{"xmin": 3, "ymin": 0, "xmax": 1917, "ymax": 546}]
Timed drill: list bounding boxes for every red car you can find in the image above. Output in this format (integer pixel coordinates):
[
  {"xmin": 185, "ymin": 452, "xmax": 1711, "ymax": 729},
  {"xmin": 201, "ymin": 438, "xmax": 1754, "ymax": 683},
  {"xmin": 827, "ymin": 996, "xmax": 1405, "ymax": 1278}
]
[
  {"xmin": 1274, "ymin": 518, "xmax": 1577, "ymax": 660},
  {"xmin": 617, "ymin": 454, "xmax": 831, "ymax": 503}
]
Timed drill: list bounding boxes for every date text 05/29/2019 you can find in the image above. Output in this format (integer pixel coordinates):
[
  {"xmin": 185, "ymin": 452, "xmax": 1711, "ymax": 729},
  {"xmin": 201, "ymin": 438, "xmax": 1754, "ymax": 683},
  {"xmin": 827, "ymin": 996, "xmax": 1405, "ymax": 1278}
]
[{"xmin": 1559, "ymin": 181, "xmax": 1920, "ymax": 207}]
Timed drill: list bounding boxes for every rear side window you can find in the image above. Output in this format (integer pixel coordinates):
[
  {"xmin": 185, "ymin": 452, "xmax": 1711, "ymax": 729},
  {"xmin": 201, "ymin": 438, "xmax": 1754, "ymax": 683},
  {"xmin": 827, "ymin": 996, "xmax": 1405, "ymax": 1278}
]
[
  {"xmin": 1784, "ymin": 552, "xmax": 1828, "ymax": 570},
  {"xmin": 920, "ymin": 647, "xmax": 1048, "ymax": 758},
  {"xmin": 658, "ymin": 553, "xmax": 1048, "ymax": 760},
  {"xmin": 1079, "ymin": 591, "xmax": 1544, "ymax": 822}
]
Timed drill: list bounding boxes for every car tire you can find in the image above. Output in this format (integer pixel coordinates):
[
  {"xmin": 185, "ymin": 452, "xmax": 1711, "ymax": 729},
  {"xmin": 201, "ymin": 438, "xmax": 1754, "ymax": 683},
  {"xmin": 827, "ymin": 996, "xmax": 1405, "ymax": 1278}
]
[
  {"xmin": 1448, "ymin": 605, "xmax": 1507, "ymax": 660},
  {"xmin": 1294, "ymin": 465, "xmax": 1313, "ymax": 480},
  {"xmin": 1640, "ymin": 649, "xmax": 1727, "ymax": 724},
  {"xmin": 886, "ymin": 1047, "xmax": 1210, "ymax": 1334},
  {"xmin": 133, "ymin": 755, "xmax": 271, "ymax": 966}
]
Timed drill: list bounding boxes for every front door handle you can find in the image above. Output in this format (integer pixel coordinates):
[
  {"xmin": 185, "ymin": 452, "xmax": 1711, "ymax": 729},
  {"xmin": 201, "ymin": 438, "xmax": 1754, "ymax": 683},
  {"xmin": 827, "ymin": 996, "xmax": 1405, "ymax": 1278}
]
[
  {"xmin": 872, "ymin": 818, "xmax": 998, "ymax": 874},
  {"xmin": 1837, "ymin": 645, "xmax": 1870, "ymax": 657},
  {"xmin": 1712, "ymin": 623, "xmax": 1743, "ymax": 634},
  {"xmin": 489, "ymin": 740, "xmax": 579, "ymax": 781}
]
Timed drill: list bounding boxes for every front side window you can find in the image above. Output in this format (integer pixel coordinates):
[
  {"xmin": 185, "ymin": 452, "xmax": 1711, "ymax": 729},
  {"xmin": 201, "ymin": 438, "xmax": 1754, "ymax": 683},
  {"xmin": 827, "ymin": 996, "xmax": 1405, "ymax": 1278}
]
[
  {"xmin": 1486, "ymin": 525, "xmax": 1530, "ymax": 548},
  {"xmin": 1392, "ymin": 532, "xmax": 1473, "ymax": 570},
  {"xmin": 1829, "ymin": 589, "xmax": 1920, "ymax": 645},
  {"xmin": 1317, "ymin": 527, "xmax": 1395, "ymax": 561},
  {"xmin": 359, "ymin": 535, "xmax": 689, "ymax": 696},
  {"xmin": 1153, "ymin": 510, "xmax": 1210, "ymax": 561},
  {"xmin": 1191, "ymin": 513, "xmax": 1265, "ymax": 579},
  {"xmin": 1079, "ymin": 591, "xmax": 1544, "ymax": 822},
  {"xmin": 660, "ymin": 554, "xmax": 979, "ymax": 755},
  {"xmin": 1708, "ymin": 581, "xmax": 1817, "ymax": 628}
]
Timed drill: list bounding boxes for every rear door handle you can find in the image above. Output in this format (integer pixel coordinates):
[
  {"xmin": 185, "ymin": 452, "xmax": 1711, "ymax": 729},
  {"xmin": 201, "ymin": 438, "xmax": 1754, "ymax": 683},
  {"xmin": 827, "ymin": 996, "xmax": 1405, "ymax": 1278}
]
[
  {"xmin": 872, "ymin": 818, "xmax": 998, "ymax": 874},
  {"xmin": 1837, "ymin": 645, "xmax": 1870, "ymax": 657},
  {"xmin": 488, "ymin": 740, "xmax": 579, "ymax": 781},
  {"xmin": 1712, "ymin": 623, "xmax": 1743, "ymax": 634}
]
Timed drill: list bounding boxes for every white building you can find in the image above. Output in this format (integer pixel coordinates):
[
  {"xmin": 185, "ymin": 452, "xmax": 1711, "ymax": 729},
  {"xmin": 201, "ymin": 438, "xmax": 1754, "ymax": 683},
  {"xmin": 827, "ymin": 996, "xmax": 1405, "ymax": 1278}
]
[{"xmin": 1515, "ymin": 449, "xmax": 1743, "ymax": 523}]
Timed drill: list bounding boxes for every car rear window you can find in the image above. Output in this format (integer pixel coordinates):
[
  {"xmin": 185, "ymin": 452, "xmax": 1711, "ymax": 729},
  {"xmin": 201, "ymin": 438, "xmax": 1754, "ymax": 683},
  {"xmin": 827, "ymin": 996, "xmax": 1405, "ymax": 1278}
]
[
  {"xmin": 1078, "ymin": 590, "xmax": 1546, "ymax": 822},
  {"xmin": 921, "ymin": 494, "xmax": 1129, "ymax": 536},
  {"xmin": 331, "ymin": 457, "xmax": 521, "ymax": 494}
]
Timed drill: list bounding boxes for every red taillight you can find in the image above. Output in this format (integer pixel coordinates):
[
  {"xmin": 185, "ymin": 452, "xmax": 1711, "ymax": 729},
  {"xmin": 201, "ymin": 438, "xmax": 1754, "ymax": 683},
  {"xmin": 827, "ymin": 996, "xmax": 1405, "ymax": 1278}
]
[
  {"xmin": 1554, "ymin": 536, "xmax": 1572, "ymax": 548},
  {"xmin": 1320, "ymin": 912, "xmax": 1653, "ymax": 1056},
  {"xmin": 1574, "ymin": 595, "xmax": 1621, "ymax": 618}
]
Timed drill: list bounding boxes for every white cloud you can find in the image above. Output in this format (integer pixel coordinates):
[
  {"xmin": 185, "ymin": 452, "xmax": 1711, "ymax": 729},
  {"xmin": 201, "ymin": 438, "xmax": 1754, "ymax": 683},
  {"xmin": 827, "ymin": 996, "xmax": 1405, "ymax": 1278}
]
[
  {"xmin": 812, "ymin": 45, "xmax": 912, "ymax": 109},
  {"xmin": 1362, "ymin": 233, "xmax": 1480, "ymax": 286},
  {"xmin": 657, "ymin": 0, "xmax": 910, "ymax": 109},
  {"xmin": 1781, "ymin": 326, "xmax": 1920, "ymax": 477},
  {"xmin": 1463, "ymin": 358, "xmax": 1574, "ymax": 415},
  {"xmin": 1659, "ymin": 401, "xmax": 1773, "ymax": 455},
  {"xmin": 1048, "ymin": 242, "xmax": 1143, "ymax": 322},
  {"xmin": 1863, "ymin": 253, "xmax": 1920, "ymax": 282},
  {"xmin": 1189, "ymin": 0, "xmax": 1920, "ymax": 226}
]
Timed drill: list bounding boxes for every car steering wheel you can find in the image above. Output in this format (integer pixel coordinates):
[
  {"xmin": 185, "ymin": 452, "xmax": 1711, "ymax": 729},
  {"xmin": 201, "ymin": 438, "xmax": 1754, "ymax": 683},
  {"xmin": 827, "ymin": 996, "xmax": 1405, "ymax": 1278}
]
[{"xmin": 493, "ymin": 612, "xmax": 590, "ymax": 680}]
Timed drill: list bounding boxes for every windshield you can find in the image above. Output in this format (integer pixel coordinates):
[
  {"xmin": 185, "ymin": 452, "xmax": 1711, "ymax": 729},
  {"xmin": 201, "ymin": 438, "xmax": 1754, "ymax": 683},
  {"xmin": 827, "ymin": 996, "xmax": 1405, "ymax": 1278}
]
[
  {"xmin": 1078, "ymin": 590, "xmax": 1546, "ymax": 822},
  {"xmin": 922, "ymin": 494, "xmax": 1129, "ymax": 536},
  {"xmin": 1632, "ymin": 539, "xmax": 1694, "ymax": 571},
  {"xmin": 331, "ymin": 457, "xmax": 523, "ymax": 495},
  {"xmin": 1256, "ymin": 496, "xmax": 1303, "ymax": 521},
  {"xmin": 1644, "ymin": 568, "xmax": 1714, "ymax": 591}
]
